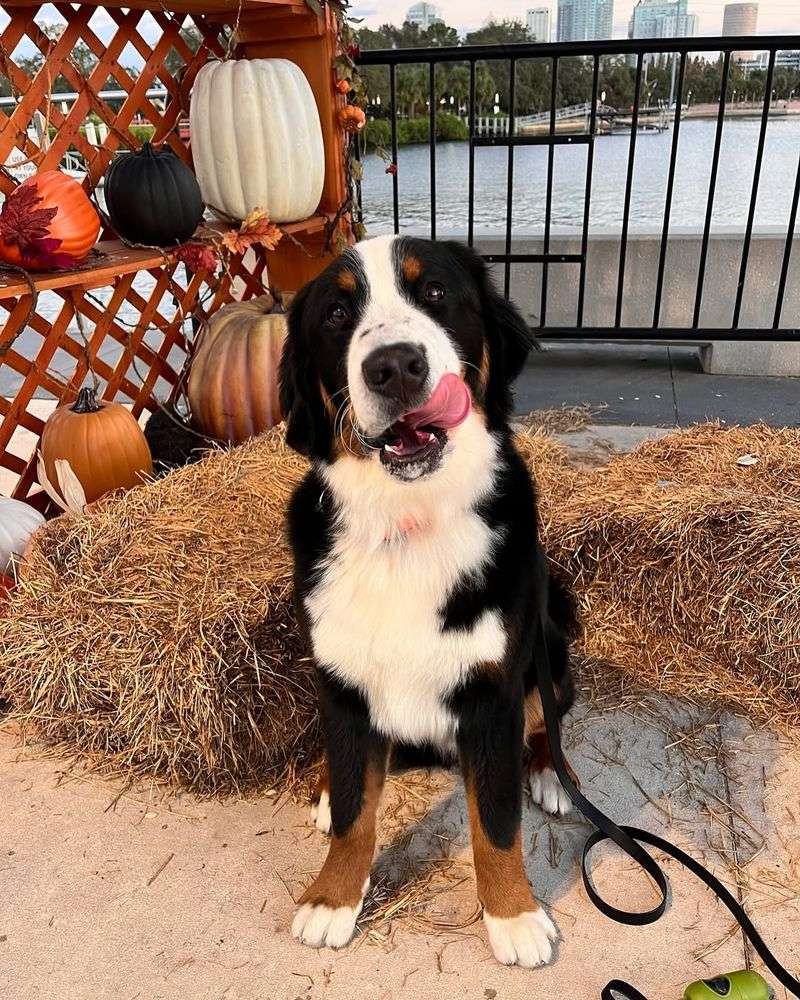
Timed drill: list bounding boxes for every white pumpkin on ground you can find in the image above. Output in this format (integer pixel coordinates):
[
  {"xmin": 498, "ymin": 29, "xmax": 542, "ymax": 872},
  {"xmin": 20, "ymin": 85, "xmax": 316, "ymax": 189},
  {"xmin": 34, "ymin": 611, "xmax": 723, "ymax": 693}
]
[
  {"xmin": 190, "ymin": 58, "xmax": 325, "ymax": 224},
  {"xmin": 0, "ymin": 497, "xmax": 45, "ymax": 574}
]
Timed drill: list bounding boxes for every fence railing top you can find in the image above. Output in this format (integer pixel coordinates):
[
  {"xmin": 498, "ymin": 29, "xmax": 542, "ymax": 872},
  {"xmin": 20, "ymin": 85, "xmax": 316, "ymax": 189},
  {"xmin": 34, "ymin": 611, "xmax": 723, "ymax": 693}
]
[{"xmin": 356, "ymin": 34, "xmax": 798, "ymax": 64}]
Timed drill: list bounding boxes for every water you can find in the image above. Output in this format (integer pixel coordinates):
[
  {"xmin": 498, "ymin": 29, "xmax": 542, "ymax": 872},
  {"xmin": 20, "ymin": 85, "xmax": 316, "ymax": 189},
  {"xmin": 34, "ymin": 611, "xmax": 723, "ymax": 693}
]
[
  {"xmin": 4, "ymin": 118, "xmax": 799, "ymax": 399},
  {"xmin": 361, "ymin": 117, "xmax": 800, "ymax": 236}
]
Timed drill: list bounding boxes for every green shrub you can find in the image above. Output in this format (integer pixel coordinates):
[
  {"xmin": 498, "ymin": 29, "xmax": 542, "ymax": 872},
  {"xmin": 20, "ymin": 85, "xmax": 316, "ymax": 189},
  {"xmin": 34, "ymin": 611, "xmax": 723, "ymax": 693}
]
[{"xmin": 365, "ymin": 112, "xmax": 468, "ymax": 149}]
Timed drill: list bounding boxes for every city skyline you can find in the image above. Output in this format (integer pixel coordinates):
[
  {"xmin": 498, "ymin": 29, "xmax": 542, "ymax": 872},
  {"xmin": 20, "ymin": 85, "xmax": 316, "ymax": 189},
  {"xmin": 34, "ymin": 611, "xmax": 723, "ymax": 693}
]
[{"xmin": 354, "ymin": 0, "xmax": 800, "ymax": 37}]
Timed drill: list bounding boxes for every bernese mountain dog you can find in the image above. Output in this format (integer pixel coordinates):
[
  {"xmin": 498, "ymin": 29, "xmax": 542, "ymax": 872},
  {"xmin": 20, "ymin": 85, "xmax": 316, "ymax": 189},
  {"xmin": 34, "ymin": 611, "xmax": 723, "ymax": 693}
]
[{"xmin": 279, "ymin": 234, "xmax": 576, "ymax": 968}]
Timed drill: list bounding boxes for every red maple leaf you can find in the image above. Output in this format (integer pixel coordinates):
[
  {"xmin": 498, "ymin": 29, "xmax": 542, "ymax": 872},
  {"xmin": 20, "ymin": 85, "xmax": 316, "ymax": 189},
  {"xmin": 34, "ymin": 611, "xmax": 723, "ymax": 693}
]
[{"xmin": 0, "ymin": 183, "xmax": 59, "ymax": 259}]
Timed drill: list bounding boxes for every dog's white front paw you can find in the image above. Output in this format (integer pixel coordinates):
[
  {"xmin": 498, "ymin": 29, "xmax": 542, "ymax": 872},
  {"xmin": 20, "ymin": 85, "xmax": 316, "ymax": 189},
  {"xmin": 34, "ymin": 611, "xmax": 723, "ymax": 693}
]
[
  {"xmin": 310, "ymin": 789, "xmax": 331, "ymax": 833},
  {"xmin": 292, "ymin": 898, "xmax": 362, "ymax": 949},
  {"xmin": 483, "ymin": 908, "xmax": 558, "ymax": 968},
  {"xmin": 529, "ymin": 767, "xmax": 572, "ymax": 816}
]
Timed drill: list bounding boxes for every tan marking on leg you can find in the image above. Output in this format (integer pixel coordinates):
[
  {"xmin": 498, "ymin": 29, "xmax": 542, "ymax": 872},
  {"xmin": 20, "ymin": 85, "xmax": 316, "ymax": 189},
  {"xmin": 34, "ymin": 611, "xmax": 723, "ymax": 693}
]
[
  {"xmin": 336, "ymin": 269, "xmax": 357, "ymax": 292},
  {"xmin": 466, "ymin": 780, "xmax": 537, "ymax": 919},
  {"xmin": 312, "ymin": 758, "xmax": 329, "ymax": 804},
  {"xmin": 299, "ymin": 765, "xmax": 384, "ymax": 910},
  {"xmin": 523, "ymin": 689, "xmax": 545, "ymax": 743},
  {"xmin": 402, "ymin": 255, "xmax": 422, "ymax": 282}
]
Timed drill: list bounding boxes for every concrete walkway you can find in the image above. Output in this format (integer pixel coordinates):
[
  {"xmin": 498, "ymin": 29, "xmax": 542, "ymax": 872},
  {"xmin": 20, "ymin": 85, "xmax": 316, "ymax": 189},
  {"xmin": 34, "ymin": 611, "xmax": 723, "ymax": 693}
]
[{"xmin": 521, "ymin": 343, "xmax": 800, "ymax": 428}]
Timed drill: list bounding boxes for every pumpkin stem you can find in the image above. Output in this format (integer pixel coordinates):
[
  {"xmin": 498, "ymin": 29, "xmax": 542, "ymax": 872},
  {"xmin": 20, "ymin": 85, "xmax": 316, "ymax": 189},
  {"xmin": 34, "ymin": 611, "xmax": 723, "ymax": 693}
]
[
  {"xmin": 71, "ymin": 386, "xmax": 103, "ymax": 414},
  {"xmin": 269, "ymin": 286, "xmax": 287, "ymax": 314}
]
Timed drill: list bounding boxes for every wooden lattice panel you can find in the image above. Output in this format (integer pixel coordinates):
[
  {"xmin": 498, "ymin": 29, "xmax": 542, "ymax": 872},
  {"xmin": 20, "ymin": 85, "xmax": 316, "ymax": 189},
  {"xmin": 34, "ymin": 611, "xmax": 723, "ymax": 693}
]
[
  {"xmin": 0, "ymin": 3, "xmax": 229, "ymax": 197},
  {"xmin": 0, "ymin": 245, "xmax": 272, "ymax": 506}
]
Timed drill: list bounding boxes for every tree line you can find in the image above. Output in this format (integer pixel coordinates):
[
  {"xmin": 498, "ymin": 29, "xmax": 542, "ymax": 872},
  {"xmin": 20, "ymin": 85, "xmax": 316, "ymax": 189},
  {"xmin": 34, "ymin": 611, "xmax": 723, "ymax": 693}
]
[{"xmin": 355, "ymin": 17, "xmax": 800, "ymax": 119}]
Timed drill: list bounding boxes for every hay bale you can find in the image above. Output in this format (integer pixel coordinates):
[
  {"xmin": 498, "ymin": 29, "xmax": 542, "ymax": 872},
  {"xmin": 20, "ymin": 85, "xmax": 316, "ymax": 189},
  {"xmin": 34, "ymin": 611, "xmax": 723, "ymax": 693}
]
[
  {"xmin": 1, "ymin": 421, "xmax": 797, "ymax": 794},
  {"xmin": 0, "ymin": 430, "xmax": 318, "ymax": 795},
  {"xmin": 538, "ymin": 422, "xmax": 800, "ymax": 730}
]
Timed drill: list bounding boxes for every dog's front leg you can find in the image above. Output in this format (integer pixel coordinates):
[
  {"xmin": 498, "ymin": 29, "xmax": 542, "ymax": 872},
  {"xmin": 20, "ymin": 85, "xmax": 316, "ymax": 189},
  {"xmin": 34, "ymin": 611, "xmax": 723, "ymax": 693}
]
[
  {"xmin": 292, "ymin": 671, "xmax": 387, "ymax": 950},
  {"xmin": 456, "ymin": 677, "xmax": 558, "ymax": 968}
]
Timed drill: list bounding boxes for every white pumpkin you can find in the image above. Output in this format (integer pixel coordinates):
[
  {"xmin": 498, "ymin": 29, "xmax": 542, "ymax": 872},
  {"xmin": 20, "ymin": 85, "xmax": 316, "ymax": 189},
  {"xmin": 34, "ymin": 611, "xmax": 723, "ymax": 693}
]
[
  {"xmin": 0, "ymin": 497, "xmax": 45, "ymax": 574},
  {"xmin": 190, "ymin": 58, "xmax": 325, "ymax": 224}
]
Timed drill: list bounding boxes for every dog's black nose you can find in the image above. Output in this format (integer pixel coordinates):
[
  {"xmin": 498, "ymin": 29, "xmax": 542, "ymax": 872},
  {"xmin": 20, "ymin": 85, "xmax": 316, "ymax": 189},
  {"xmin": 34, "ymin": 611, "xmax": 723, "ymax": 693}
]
[{"xmin": 361, "ymin": 343, "xmax": 429, "ymax": 402}]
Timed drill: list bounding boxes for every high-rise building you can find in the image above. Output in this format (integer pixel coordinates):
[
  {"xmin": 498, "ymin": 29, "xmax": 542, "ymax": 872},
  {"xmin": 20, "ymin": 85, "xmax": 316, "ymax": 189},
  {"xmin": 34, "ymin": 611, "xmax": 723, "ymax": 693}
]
[
  {"xmin": 722, "ymin": 3, "xmax": 759, "ymax": 61},
  {"xmin": 406, "ymin": 2, "xmax": 444, "ymax": 29},
  {"xmin": 557, "ymin": 0, "xmax": 614, "ymax": 42},
  {"xmin": 526, "ymin": 7, "xmax": 552, "ymax": 41},
  {"xmin": 628, "ymin": 0, "xmax": 698, "ymax": 43}
]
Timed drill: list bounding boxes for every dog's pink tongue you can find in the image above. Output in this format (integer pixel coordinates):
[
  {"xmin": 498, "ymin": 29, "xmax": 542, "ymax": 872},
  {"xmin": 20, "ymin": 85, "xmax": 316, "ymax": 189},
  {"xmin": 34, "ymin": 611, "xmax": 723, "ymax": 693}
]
[{"xmin": 404, "ymin": 373, "xmax": 471, "ymax": 430}]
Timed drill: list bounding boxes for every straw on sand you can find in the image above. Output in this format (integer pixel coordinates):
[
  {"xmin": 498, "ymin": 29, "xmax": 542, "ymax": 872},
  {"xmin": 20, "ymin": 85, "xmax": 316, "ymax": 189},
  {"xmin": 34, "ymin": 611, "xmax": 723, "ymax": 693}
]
[{"xmin": 0, "ymin": 421, "xmax": 797, "ymax": 795}]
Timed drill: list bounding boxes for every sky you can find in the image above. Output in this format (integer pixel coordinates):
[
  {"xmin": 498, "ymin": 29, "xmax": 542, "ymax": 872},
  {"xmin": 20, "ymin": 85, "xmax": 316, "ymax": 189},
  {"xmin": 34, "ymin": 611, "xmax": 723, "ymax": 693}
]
[{"xmin": 351, "ymin": 0, "xmax": 800, "ymax": 39}]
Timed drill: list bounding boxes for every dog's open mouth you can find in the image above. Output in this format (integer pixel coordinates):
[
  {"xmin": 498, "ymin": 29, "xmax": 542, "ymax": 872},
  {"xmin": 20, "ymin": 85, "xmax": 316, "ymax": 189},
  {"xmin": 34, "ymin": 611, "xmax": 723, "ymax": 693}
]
[
  {"xmin": 378, "ymin": 422, "xmax": 447, "ymax": 479},
  {"xmin": 374, "ymin": 373, "xmax": 471, "ymax": 481}
]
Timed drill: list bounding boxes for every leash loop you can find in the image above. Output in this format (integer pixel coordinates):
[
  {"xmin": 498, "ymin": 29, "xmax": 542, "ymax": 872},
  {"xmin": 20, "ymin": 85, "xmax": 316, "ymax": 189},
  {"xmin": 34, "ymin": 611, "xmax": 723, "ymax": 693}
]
[{"xmin": 534, "ymin": 616, "xmax": 800, "ymax": 1000}]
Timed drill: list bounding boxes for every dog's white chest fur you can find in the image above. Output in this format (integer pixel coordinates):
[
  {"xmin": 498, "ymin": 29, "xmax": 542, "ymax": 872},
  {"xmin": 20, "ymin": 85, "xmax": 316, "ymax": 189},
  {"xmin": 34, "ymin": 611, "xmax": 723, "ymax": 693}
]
[{"xmin": 305, "ymin": 417, "xmax": 505, "ymax": 749}]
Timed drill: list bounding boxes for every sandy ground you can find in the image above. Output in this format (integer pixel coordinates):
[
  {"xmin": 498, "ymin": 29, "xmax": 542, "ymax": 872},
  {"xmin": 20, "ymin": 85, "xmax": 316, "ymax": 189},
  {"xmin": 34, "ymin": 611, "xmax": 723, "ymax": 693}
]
[{"xmin": 2, "ymin": 680, "xmax": 799, "ymax": 1000}]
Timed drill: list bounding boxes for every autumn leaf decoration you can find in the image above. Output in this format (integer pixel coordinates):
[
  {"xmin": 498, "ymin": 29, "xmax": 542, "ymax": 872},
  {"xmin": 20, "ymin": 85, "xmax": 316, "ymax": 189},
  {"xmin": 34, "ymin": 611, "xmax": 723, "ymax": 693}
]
[
  {"xmin": 169, "ymin": 209, "xmax": 283, "ymax": 274},
  {"xmin": 0, "ymin": 183, "xmax": 74, "ymax": 270},
  {"xmin": 221, "ymin": 208, "xmax": 283, "ymax": 256}
]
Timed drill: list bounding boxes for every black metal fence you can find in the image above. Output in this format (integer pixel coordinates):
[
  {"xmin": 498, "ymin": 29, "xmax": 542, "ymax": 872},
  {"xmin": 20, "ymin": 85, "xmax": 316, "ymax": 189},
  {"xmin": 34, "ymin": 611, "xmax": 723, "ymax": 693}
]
[{"xmin": 356, "ymin": 36, "xmax": 800, "ymax": 341}]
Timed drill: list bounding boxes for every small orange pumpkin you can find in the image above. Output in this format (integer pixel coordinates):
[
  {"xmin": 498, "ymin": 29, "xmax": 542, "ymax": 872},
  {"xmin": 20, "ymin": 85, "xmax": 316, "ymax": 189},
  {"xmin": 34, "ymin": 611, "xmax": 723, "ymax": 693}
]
[
  {"xmin": 187, "ymin": 292, "xmax": 291, "ymax": 444},
  {"xmin": 0, "ymin": 170, "xmax": 100, "ymax": 271},
  {"xmin": 40, "ymin": 387, "xmax": 153, "ymax": 507},
  {"xmin": 339, "ymin": 105, "xmax": 366, "ymax": 133}
]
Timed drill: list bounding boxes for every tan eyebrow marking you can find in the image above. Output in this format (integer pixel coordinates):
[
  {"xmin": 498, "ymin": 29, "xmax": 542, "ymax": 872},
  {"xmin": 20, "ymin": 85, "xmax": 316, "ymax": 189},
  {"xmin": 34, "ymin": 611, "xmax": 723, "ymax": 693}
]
[
  {"xmin": 402, "ymin": 255, "xmax": 422, "ymax": 282},
  {"xmin": 336, "ymin": 269, "xmax": 357, "ymax": 292}
]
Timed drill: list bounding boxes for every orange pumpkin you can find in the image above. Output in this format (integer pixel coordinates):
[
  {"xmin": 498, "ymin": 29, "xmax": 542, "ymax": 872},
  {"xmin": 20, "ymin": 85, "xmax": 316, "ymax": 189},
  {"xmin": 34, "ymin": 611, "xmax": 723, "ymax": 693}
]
[
  {"xmin": 187, "ymin": 292, "xmax": 291, "ymax": 444},
  {"xmin": 40, "ymin": 387, "xmax": 153, "ymax": 507},
  {"xmin": 0, "ymin": 170, "xmax": 100, "ymax": 271}
]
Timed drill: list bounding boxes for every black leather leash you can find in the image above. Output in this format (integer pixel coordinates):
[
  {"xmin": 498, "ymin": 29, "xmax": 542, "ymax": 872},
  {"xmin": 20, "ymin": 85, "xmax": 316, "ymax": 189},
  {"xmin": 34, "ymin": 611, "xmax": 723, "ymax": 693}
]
[{"xmin": 534, "ymin": 617, "xmax": 800, "ymax": 1000}]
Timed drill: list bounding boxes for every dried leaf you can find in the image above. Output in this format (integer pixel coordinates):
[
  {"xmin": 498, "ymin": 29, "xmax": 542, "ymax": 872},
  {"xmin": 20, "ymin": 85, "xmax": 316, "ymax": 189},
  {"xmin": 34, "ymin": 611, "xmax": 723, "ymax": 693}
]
[
  {"xmin": 222, "ymin": 208, "xmax": 283, "ymax": 256},
  {"xmin": 737, "ymin": 453, "xmax": 759, "ymax": 467},
  {"xmin": 55, "ymin": 459, "xmax": 88, "ymax": 512}
]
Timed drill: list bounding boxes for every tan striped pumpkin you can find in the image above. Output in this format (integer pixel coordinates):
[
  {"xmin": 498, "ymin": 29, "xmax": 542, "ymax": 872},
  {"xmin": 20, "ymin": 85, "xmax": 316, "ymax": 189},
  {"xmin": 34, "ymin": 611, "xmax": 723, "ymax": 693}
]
[{"xmin": 187, "ymin": 294, "xmax": 290, "ymax": 444}]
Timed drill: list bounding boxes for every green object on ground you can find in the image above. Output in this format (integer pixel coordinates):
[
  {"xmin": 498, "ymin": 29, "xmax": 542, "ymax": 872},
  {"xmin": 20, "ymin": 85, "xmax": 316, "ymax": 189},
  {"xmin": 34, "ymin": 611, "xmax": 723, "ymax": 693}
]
[{"xmin": 683, "ymin": 971, "xmax": 773, "ymax": 1000}]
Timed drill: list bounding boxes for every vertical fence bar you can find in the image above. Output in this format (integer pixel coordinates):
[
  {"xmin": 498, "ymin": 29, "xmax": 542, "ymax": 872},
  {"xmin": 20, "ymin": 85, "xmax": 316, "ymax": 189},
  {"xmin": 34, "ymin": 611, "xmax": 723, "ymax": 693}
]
[
  {"xmin": 652, "ymin": 50, "xmax": 686, "ymax": 328},
  {"xmin": 732, "ymin": 49, "xmax": 776, "ymax": 328},
  {"xmin": 503, "ymin": 58, "xmax": 517, "ymax": 298},
  {"xmin": 773, "ymin": 148, "xmax": 800, "ymax": 328},
  {"xmin": 614, "ymin": 52, "xmax": 643, "ymax": 328},
  {"xmin": 468, "ymin": 59, "xmax": 477, "ymax": 247},
  {"xmin": 692, "ymin": 50, "xmax": 731, "ymax": 328},
  {"xmin": 576, "ymin": 54, "xmax": 599, "ymax": 328},
  {"xmin": 389, "ymin": 62, "xmax": 399, "ymax": 234},
  {"xmin": 429, "ymin": 60, "xmax": 437, "ymax": 240},
  {"xmin": 540, "ymin": 55, "xmax": 559, "ymax": 328}
]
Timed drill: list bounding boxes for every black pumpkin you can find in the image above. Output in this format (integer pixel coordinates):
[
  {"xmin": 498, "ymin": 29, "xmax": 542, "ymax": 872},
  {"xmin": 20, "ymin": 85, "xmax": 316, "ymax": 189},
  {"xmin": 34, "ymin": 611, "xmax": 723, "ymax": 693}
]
[{"xmin": 104, "ymin": 142, "xmax": 204, "ymax": 248}]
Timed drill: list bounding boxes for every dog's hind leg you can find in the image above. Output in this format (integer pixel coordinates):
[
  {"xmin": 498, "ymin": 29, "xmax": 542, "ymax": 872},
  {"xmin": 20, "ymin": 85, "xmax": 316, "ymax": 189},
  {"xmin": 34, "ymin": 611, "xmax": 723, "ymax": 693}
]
[
  {"xmin": 310, "ymin": 757, "xmax": 331, "ymax": 834},
  {"xmin": 455, "ymin": 677, "xmax": 558, "ymax": 968},
  {"xmin": 523, "ymin": 668, "xmax": 577, "ymax": 818},
  {"xmin": 293, "ymin": 673, "xmax": 388, "ymax": 951}
]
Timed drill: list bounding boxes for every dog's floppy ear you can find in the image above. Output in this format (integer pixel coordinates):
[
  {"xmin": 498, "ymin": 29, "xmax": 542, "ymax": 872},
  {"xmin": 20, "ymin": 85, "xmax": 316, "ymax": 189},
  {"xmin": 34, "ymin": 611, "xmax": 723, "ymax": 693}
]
[
  {"xmin": 444, "ymin": 241, "xmax": 535, "ymax": 422},
  {"xmin": 279, "ymin": 282, "xmax": 333, "ymax": 460}
]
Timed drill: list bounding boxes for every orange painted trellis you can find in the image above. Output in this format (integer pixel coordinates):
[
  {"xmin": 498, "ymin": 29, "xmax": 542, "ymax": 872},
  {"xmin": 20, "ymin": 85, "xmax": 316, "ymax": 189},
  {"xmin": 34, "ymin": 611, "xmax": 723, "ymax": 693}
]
[{"xmin": 0, "ymin": 1, "xmax": 349, "ymax": 507}]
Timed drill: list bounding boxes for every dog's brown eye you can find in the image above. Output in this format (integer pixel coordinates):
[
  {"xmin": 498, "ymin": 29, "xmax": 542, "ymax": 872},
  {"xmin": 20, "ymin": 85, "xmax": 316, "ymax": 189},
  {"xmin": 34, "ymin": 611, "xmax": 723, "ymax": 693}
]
[
  {"xmin": 326, "ymin": 304, "xmax": 350, "ymax": 328},
  {"xmin": 424, "ymin": 282, "xmax": 446, "ymax": 303}
]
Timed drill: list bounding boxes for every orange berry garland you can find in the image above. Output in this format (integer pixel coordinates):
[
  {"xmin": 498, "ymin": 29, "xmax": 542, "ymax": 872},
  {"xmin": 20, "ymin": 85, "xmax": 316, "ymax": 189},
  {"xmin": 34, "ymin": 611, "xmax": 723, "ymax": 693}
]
[{"xmin": 339, "ymin": 105, "xmax": 366, "ymax": 133}]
